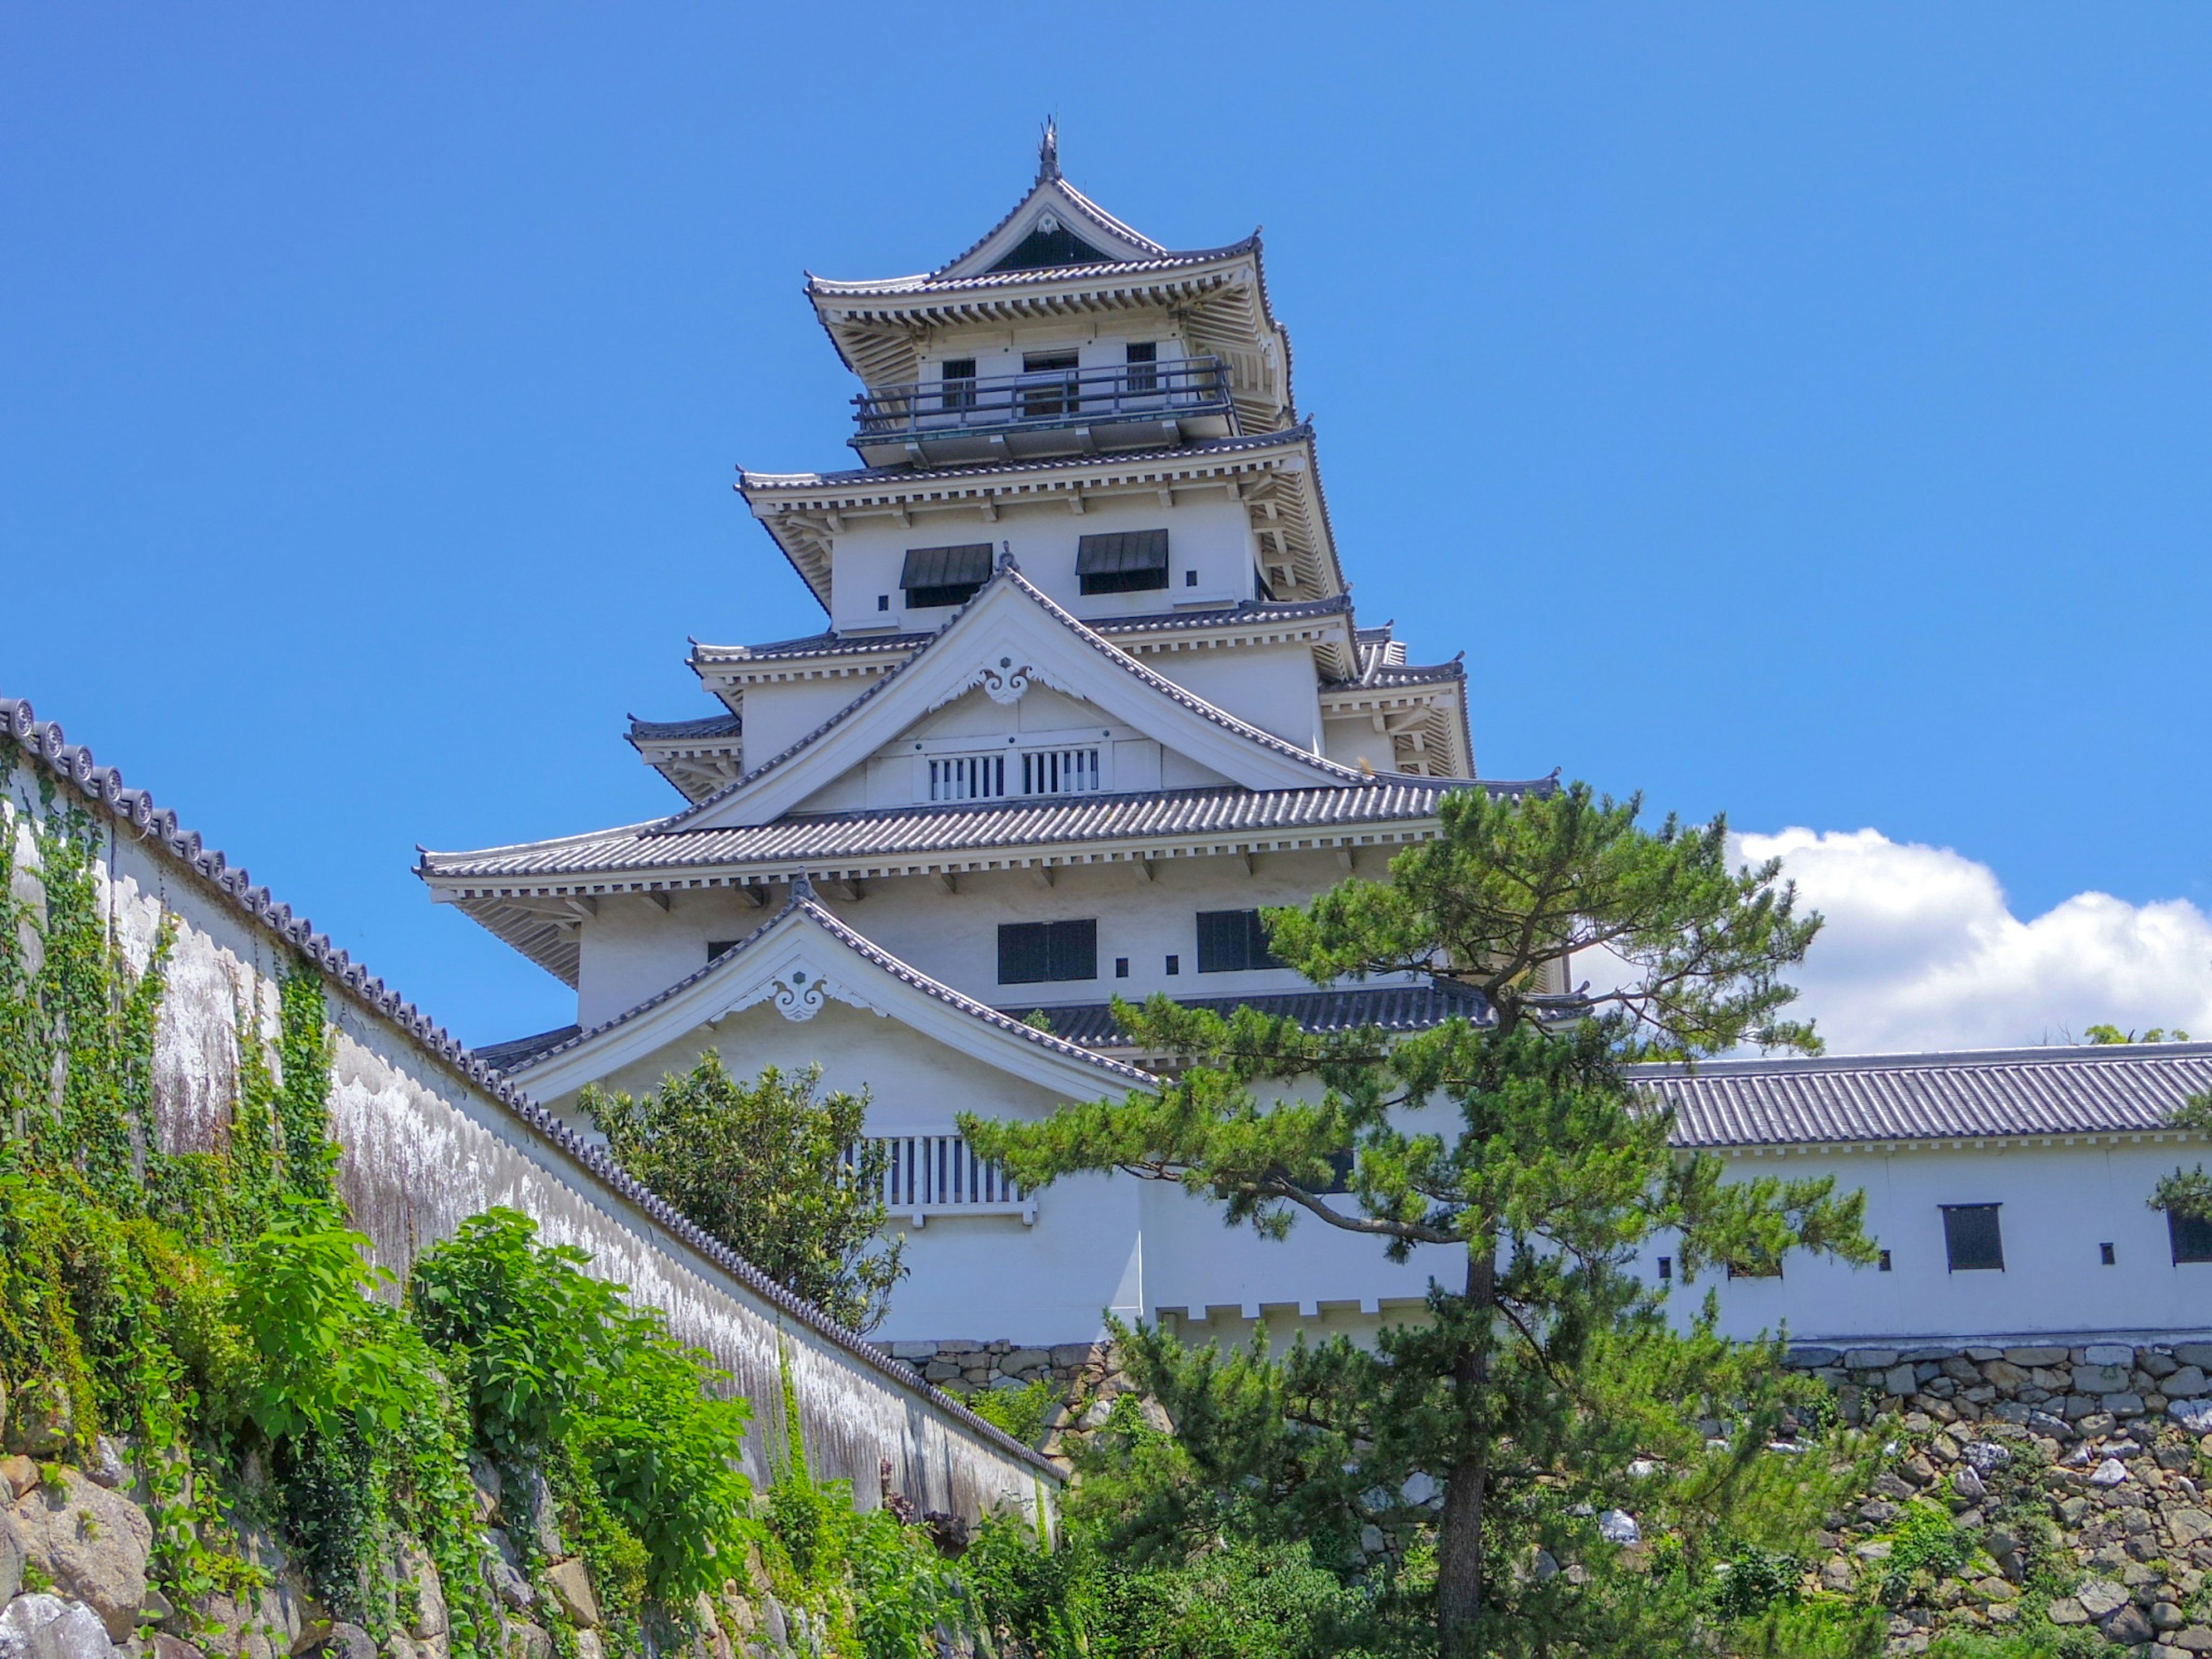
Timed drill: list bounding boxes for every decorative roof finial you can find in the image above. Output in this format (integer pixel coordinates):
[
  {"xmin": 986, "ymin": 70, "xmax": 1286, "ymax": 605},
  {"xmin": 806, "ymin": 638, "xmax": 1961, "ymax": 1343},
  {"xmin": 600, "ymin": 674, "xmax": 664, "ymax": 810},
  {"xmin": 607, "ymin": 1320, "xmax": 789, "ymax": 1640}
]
[{"xmin": 1037, "ymin": 116, "xmax": 1060, "ymax": 184}]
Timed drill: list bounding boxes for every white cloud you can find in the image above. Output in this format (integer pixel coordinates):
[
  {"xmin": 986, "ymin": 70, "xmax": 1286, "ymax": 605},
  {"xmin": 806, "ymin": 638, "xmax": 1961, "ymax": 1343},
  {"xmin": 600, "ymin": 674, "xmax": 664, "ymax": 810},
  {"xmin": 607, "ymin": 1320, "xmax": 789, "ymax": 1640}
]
[{"xmin": 1737, "ymin": 828, "xmax": 2212, "ymax": 1055}]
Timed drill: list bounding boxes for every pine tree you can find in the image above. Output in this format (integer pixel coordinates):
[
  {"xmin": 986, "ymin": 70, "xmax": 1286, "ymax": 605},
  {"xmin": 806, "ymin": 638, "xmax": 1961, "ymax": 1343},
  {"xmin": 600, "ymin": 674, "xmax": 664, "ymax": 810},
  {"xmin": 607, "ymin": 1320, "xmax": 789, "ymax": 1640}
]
[{"xmin": 964, "ymin": 783, "xmax": 1879, "ymax": 1656}]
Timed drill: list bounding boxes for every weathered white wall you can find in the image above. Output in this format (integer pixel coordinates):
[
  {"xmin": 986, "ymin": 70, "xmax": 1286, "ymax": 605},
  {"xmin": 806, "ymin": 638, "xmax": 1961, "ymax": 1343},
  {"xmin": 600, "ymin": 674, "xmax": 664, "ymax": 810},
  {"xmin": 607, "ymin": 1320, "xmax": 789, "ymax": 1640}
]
[{"xmin": 1, "ymin": 750, "xmax": 1058, "ymax": 1522}]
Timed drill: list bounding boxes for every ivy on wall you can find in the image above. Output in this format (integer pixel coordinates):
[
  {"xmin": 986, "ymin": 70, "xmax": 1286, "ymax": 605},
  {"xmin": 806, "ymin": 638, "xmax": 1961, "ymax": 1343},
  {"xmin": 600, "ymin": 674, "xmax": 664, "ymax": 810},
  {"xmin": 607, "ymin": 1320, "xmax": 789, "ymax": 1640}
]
[{"xmin": 0, "ymin": 762, "xmax": 1025, "ymax": 1659}]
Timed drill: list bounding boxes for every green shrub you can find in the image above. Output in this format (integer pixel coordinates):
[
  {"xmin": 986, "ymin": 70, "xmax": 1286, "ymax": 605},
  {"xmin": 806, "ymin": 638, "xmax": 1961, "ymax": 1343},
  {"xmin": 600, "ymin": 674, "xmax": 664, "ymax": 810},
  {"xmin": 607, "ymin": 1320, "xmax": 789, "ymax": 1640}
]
[{"xmin": 963, "ymin": 1377, "xmax": 1059, "ymax": 1445}]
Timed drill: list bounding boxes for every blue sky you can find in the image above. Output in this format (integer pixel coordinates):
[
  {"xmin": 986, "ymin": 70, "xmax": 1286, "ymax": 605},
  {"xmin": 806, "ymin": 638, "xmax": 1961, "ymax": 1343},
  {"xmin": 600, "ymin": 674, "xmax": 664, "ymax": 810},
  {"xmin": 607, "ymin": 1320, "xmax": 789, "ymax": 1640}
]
[{"xmin": 5, "ymin": 5, "xmax": 2209, "ymax": 1049}]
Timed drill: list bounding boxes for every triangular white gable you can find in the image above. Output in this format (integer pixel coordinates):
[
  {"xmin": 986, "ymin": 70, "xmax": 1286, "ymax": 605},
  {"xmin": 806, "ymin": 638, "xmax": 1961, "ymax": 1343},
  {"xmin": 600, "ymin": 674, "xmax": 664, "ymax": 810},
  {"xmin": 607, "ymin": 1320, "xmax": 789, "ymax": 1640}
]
[
  {"xmin": 935, "ymin": 175, "xmax": 1167, "ymax": 282},
  {"xmin": 510, "ymin": 884, "xmax": 1156, "ymax": 1105},
  {"xmin": 666, "ymin": 566, "xmax": 1366, "ymax": 831}
]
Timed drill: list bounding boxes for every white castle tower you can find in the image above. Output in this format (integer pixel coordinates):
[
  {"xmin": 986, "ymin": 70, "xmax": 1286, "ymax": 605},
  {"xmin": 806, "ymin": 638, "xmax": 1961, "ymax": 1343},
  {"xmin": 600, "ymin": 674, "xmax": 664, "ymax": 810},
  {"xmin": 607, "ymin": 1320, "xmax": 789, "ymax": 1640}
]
[{"xmin": 420, "ymin": 131, "xmax": 1549, "ymax": 1348}]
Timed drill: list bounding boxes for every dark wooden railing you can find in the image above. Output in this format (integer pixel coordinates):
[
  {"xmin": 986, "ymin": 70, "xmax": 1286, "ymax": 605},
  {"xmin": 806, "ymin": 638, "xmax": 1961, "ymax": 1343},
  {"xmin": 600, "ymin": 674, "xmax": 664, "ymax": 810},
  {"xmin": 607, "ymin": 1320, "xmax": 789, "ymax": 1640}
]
[{"xmin": 851, "ymin": 355, "xmax": 1232, "ymax": 445}]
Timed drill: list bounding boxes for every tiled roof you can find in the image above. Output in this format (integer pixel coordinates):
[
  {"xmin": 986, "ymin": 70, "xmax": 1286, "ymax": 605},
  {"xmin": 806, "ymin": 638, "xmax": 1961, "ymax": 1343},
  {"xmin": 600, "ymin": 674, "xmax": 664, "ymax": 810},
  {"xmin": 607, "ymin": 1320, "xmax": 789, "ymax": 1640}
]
[
  {"xmin": 696, "ymin": 596, "xmax": 1354, "ymax": 667},
  {"xmin": 740, "ymin": 426, "xmax": 1313, "ymax": 493},
  {"xmin": 508, "ymin": 877, "xmax": 1156, "ymax": 1089},
  {"xmin": 1322, "ymin": 660, "xmax": 1465, "ymax": 692},
  {"xmin": 1004, "ymin": 979, "xmax": 1496, "ymax": 1048},
  {"xmin": 1635, "ymin": 1044, "xmax": 2212, "ymax": 1149},
  {"xmin": 654, "ymin": 562, "xmax": 1367, "ymax": 834},
  {"xmin": 808, "ymin": 239, "xmax": 1259, "ymax": 300},
  {"xmin": 627, "ymin": 713, "xmax": 741, "ymax": 741},
  {"xmin": 477, "ymin": 1025, "xmax": 581, "ymax": 1072},
  {"xmin": 418, "ymin": 779, "xmax": 1525, "ymax": 885},
  {"xmin": 0, "ymin": 690, "xmax": 1059, "ymax": 1480}
]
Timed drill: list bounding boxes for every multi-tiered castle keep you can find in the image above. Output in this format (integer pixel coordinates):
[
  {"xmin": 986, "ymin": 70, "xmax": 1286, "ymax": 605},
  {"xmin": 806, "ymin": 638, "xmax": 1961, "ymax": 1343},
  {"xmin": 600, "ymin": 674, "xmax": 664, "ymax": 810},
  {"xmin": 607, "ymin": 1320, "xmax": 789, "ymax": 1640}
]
[
  {"xmin": 422, "ymin": 135, "xmax": 2212, "ymax": 1365},
  {"xmin": 418, "ymin": 131, "xmax": 1538, "ymax": 1345}
]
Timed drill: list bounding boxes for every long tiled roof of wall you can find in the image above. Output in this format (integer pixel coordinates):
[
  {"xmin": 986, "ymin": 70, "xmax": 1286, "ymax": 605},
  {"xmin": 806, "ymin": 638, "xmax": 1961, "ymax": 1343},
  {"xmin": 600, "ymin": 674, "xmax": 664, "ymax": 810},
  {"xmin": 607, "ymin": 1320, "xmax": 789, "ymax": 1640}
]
[{"xmin": 1634, "ymin": 1043, "xmax": 2212, "ymax": 1147}]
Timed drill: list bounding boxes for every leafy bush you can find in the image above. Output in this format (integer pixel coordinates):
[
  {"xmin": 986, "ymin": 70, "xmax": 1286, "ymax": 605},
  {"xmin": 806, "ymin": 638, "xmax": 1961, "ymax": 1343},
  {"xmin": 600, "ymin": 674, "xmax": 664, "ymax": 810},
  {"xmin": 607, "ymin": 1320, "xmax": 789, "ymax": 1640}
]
[
  {"xmin": 581, "ymin": 1054, "xmax": 906, "ymax": 1332},
  {"xmin": 1881, "ymin": 1501, "xmax": 1973, "ymax": 1605},
  {"xmin": 410, "ymin": 1208, "xmax": 756, "ymax": 1604},
  {"xmin": 1712, "ymin": 1545, "xmax": 1805, "ymax": 1619},
  {"xmin": 962, "ymin": 1377, "xmax": 1059, "ymax": 1445}
]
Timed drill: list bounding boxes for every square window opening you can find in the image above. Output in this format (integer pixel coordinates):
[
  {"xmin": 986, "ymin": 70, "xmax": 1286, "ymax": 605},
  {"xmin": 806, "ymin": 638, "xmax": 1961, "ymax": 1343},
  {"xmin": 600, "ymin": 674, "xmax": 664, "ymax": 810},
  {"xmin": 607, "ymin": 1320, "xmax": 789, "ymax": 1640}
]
[
  {"xmin": 998, "ymin": 919, "xmax": 1098, "ymax": 986},
  {"xmin": 1185, "ymin": 569, "xmax": 1199, "ymax": 586},
  {"xmin": 1878, "ymin": 1249, "xmax": 1893, "ymax": 1272},
  {"xmin": 901, "ymin": 543, "xmax": 992, "ymax": 611},
  {"xmin": 1125, "ymin": 340, "xmax": 1157, "ymax": 393},
  {"xmin": 1657, "ymin": 1256, "xmax": 1672, "ymax": 1281},
  {"xmin": 1942, "ymin": 1204, "xmax": 2005, "ymax": 1272},
  {"xmin": 1196, "ymin": 909, "xmax": 1283, "ymax": 974},
  {"xmin": 1114, "ymin": 957, "xmax": 1129, "ymax": 979},
  {"xmin": 2168, "ymin": 1208, "xmax": 2212, "ymax": 1264},
  {"xmin": 938, "ymin": 358, "xmax": 978, "ymax": 411},
  {"xmin": 1078, "ymin": 529, "xmax": 1170, "ymax": 596},
  {"xmin": 1165, "ymin": 954, "xmax": 1180, "ymax": 976},
  {"xmin": 2100, "ymin": 1242, "xmax": 2117, "ymax": 1266}
]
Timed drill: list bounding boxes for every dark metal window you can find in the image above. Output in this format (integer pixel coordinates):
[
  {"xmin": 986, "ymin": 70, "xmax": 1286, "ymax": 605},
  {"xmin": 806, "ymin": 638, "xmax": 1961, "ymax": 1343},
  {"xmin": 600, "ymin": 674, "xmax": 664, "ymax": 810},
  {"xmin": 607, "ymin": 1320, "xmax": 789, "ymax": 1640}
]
[
  {"xmin": 1125, "ymin": 340, "xmax": 1157, "ymax": 394},
  {"xmin": 998, "ymin": 919, "xmax": 1097, "ymax": 985},
  {"xmin": 2169, "ymin": 1209, "xmax": 2212, "ymax": 1264},
  {"xmin": 1196, "ymin": 909, "xmax": 1281, "ymax": 974},
  {"xmin": 938, "ymin": 358, "xmax": 977, "ymax": 411},
  {"xmin": 707, "ymin": 940, "xmax": 741, "ymax": 963},
  {"xmin": 2100, "ymin": 1242, "xmax": 2117, "ymax": 1266},
  {"xmin": 1114, "ymin": 957, "xmax": 1129, "ymax": 979},
  {"xmin": 1942, "ymin": 1204, "xmax": 2005, "ymax": 1272},
  {"xmin": 1185, "ymin": 569, "xmax": 1198, "ymax": 586},
  {"xmin": 1078, "ymin": 529, "xmax": 1170, "ymax": 596},
  {"xmin": 1878, "ymin": 1249, "xmax": 1893, "ymax": 1272},
  {"xmin": 1021, "ymin": 350, "xmax": 1081, "ymax": 419},
  {"xmin": 1165, "ymin": 955, "xmax": 1180, "ymax": 976},
  {"xmin": 1657, "ymin": 1256, "xmax": 1672, "ymax": 1281},
  {"xmin": 901, "ymin": 543, "xmax": 993, "ymax": 609}
]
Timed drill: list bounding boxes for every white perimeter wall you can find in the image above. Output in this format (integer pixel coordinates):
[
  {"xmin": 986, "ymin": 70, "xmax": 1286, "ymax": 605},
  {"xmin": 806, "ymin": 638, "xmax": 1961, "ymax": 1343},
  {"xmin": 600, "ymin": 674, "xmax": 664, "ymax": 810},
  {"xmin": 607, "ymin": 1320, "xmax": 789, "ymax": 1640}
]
[
  {"xmin": 1650, "ymin": 1141, "xmax": 2212, "ymax": 1346},
  {"xmin": 2, "ymin": 761, "xmax": 1055, "ymax": 1521}
]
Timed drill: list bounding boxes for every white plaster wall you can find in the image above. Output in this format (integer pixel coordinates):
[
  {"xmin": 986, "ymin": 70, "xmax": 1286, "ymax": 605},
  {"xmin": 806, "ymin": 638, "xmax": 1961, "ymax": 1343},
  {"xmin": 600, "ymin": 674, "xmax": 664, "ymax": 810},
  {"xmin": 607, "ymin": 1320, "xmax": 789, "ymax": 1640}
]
[
  {"xmin": 1, "ymin": 767, "xmax": 1055, "ymax": 1521},
  {"xmin": 1152, "ymin": 642, "xmax": 1323, "ymax": 751},
  {"xmin": 1647, "ymin": 1141, "xmax": 2212, "ymax": 1345},
  {"xmin": 824, "ymin": 495, "xmax": 1259, "ymax": 637},
  {"xmin": 1323, "ymin": 716, "xmax": 1400, "ymax": 775},
  {"xmin": 571, "ymin": 851, "xmax": 1393, "ymax": 1025},
  {"xmin": 913, "ymin": 317, "xmax": 1190, "ymax": 392},
  {"xmin": 740, "ymin": 677, "xmax": 868, "ymax": 768}
]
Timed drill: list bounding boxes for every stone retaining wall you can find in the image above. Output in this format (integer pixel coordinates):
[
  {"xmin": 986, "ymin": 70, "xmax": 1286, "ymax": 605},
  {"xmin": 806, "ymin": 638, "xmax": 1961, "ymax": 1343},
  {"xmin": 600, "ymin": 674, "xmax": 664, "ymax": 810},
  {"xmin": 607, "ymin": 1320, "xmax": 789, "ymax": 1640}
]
[{"xmin": 1786, "ymin": 1339, "xmax": 2212, "ymax": 1432}]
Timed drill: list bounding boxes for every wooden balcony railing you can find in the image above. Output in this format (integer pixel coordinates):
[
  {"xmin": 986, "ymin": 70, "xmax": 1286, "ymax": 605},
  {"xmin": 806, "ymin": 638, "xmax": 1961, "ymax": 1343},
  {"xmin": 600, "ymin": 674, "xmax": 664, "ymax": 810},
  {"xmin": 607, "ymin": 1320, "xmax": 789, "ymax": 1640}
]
[
  {"xmin": 849, "ymin": 356, "xmax": 1235, "ymax": 466},
  {"xmin": 847, "ymin": 1132, "xmax": 1035, "ymax": 1226}
]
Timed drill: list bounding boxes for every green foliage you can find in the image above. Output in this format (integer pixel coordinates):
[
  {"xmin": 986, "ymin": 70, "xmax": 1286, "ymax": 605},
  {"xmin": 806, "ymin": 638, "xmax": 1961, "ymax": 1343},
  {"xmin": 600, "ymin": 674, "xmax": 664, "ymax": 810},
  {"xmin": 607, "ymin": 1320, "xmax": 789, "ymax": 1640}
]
[
  {"xmin": 2149, "ymin": 1092, "xmax": 2212, "ymax": 1222},
  {"xmin": 2086, "ymin": 1024, "xmax": 2190, "ymax": 1044},
  {"xmin": 963, "ymin": 1506, "xmax": 1383, "ymax": 1659},
  {"xmin": 1878, "ymin": 1501, "xmax": 1972, "ymax": 1605},
  {"xmin": 1710, "ymin": 1545, "xmax": 1804, "ymax": 1620},
  {"xmin": 582, "ymin": 1052, "xmax": 906, "ymax": 1332},
  {"xmin": 961, "ymin": 1377, "xmax": 1059, "ymax": 1445},
  {"xmin": 963, "ymin": 783, "xmax": 1877, "ymax": 1657},
  {"xmin": 233, "ymin": 1198, "xmax": 421, "ymax": 1441},
  {"xmin": 410, "ymin": 1208, "xmax": 757, "ymax": 1604}
]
